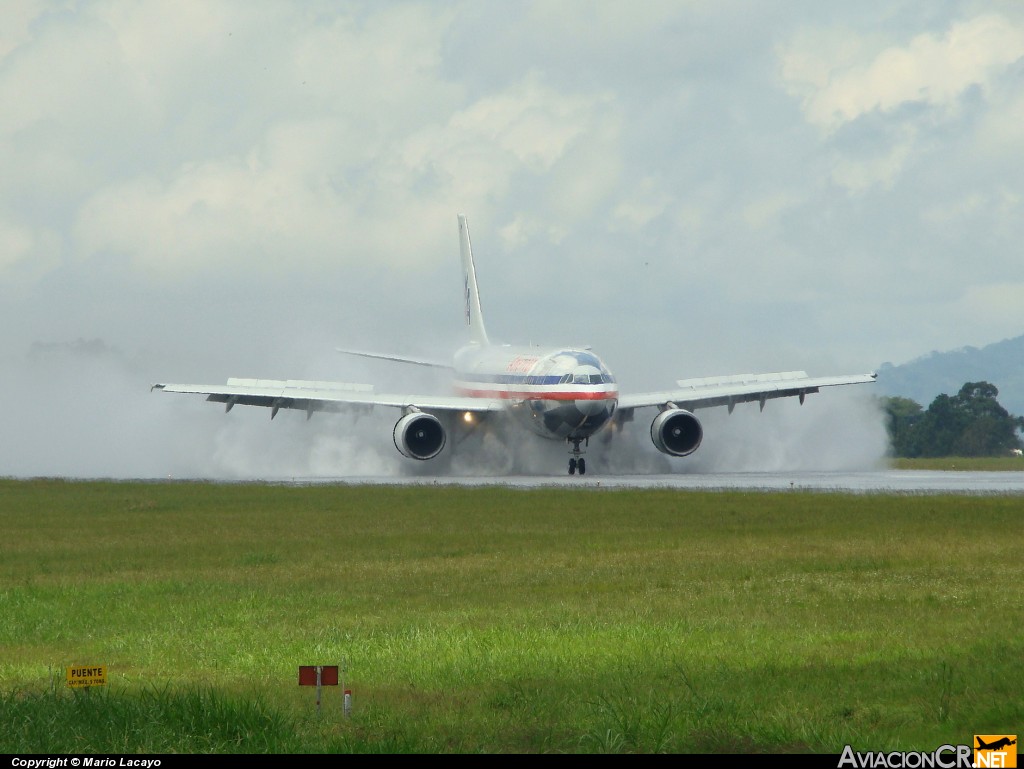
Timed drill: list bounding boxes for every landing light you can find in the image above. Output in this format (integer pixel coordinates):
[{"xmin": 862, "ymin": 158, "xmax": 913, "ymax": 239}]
[{"xmin": 463, "ymin": 412, "xmax": 475, "ymax": 424}]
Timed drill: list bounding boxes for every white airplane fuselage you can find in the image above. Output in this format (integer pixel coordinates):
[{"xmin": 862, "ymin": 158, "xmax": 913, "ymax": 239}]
[{"xmin": 452, "ymin": 343, "xmax": 618, "ymax": 442}]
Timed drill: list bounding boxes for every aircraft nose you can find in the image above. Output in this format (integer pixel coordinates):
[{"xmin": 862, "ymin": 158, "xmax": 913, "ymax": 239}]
[{"xmin": 575, "ymin": 397, "xmax": 613, "ymax": 417}]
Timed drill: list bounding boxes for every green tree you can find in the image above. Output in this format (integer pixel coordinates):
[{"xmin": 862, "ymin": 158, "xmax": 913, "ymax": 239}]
[
  {"xmin": 949, "ymin": 381, "xmax": 1024, "ymax": 456},
  {"xmin": 886, "ymin": 381, "xmax": 1024, "ymax": 457}
]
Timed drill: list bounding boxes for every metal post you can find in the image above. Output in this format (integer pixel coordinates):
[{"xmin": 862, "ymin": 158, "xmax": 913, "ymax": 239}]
[
  {"xmin": 341, "ymin": 658, "xmax": 351, "ymax": 717},
  {"xmin": 316, "ymin": 665, "xmax": 322, "ymax": 714}
]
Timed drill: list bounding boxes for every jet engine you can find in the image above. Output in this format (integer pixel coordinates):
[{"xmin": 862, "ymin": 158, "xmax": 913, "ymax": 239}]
[
  {"xmin": 650, "ymin": 406, "xmax": 703, "ymax": 457},
  {"xmin": 393, "ymin": 410, "xmax": 447, "ymax": 460}
]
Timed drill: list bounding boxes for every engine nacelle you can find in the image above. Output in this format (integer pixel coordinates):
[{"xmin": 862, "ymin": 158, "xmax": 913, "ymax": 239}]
[
  {"xmin": 393, "ymin": 411, "xmax": 446, "ymax": 460},
  {"xmin": 650, "ymin": 407, "xmax": 703, "ymax": 457}
]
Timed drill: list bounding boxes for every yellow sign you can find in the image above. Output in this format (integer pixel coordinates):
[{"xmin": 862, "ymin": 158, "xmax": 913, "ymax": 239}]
[
  {"xmin": 66, "ymin": 665, "xmax": 107, "ymax": 688},
  {"xmin": 975, "ymin": 735, "xmax": 1018, "ymax": 769}
]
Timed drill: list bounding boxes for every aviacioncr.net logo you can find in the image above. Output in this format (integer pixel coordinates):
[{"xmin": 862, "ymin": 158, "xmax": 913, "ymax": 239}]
[
  {"xmin": 974, "ymin": 735, "xmax": 1017, "ymax": 768},
  {"xmin": 838, "ymin": 744, "xmax": 972, "ymax": 768}
]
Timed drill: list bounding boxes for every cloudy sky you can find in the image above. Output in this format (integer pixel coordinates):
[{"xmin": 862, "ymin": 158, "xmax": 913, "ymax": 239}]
[{"xmin": 1, "ymin": 0, "xmax": 1021, "ymax": 478}]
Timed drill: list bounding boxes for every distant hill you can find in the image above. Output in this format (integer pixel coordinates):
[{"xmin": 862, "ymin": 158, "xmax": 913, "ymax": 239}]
[{"xmin": 875, "ymin": 334, "xmax": 1024, "ymax": 417}]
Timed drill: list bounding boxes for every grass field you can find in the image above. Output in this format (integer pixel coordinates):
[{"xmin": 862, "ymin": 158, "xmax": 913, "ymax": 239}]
[
  {"xmin": 888, "ymin": 457, "xmax": 1024, "ymax": 471},
  {"xmin": 1, "ymin": 478, "xmax": 1021, "ymax": 754}
]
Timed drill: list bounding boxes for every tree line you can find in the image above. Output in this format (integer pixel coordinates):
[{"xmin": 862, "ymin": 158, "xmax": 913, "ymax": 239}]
[{"xmin": 881, "ymin": 381, "xmax": 1024, "ymax": 457}]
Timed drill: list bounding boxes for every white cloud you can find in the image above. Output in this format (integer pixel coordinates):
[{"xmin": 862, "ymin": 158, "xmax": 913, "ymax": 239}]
[
  {"xmin": 451, "ymin": 74, "xmax": 593, "ymax": 171},
  {"xmin": 777, "ymin": 12, "xmax": 1024, "ymax": 193},
  {"xmin": 71, "ymin": 65, "xmax": 620, "ymax": 277},
  {"xmin": 974, "ymin": 62, "xmax": 1024, "ymax": 159},
  {"xmin": 826, "ymin": 128, "xmax": 917, "ymax": 192},
  {"xmin": 0, "ymin": 0, "xmax": 53, "ymax": 59},
  {"xmin": 956, "ymin": 282, "xmax": 1024, "ymax": 335},
  {"xmin": 4, "ymin": 1, "xmax": 471, "ymax": 279},
  {"xmin": 921, "ymin": 186, "xmax": 1022, "ymax": 230},
  {"xmin": 523, "ymin": 0, "xmax": 696, "ymax": 44},
  {"xmin": 740, "ymin": 191, "xmax": 803, "ymax": 231},
  {"xmin": 783, "ymin": 13, "xmax": 1024, "ymax": 134},
  {"xmin": 401, "ymin": 71, "xmax": 620, "ymax": 223},
  {"xmin": 0, "ymin": 217, "xmax": 35, "ymax": 271},
  {"xmin": 611, "ymin": 177, "xmax": 673, "ymax": 231},
  {"xmin": 0, "ymin": 217, "xmax": 61, "ymax": 280}
]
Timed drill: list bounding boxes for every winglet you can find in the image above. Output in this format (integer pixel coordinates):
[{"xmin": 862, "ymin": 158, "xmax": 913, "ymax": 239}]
[{"xmin": 458, "ymin": 214, "xmax": 489, "ymax": 346}]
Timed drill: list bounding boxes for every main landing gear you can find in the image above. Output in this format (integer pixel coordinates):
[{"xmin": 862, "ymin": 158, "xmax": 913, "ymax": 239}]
[{"xmin": 568, "ymin": 437, "xmax": 588, "ymax": 475}]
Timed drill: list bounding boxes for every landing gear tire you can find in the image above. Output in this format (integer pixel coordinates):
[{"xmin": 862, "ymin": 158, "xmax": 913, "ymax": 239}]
[{"xmin": 568, "ymin": 437, "xmax": 588, "ymax": 477}]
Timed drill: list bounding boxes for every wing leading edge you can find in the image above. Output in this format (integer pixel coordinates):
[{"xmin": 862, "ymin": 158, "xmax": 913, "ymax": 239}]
[
  {"xmin": 151, "ymin": 378, "xmax": 506, "ymax": 418},
  {"xmin": 616, "ymin": 371, "xmax": 877, "ymax": 414}
]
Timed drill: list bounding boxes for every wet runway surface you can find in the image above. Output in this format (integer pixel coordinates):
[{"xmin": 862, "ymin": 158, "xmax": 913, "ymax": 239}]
[{"xmin": 294, "ymin": 470, "xmax": 1024, "ymax": 494}]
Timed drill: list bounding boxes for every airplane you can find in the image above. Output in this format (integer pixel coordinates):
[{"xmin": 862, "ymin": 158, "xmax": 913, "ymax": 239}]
[
  {"xmin": 977, "ymin": 738, "xmax": 1016, "ymax": 751},
  {"xmin": 152, "ymin": 214, "xmax": 877, "ymax": 475}
]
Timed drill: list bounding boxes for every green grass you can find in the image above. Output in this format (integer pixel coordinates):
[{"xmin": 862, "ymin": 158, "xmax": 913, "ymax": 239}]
[
  {"xmin": 1, "ymin": 478, "xmax": 1021, "ymax": 753},
  {"xmin": 889, "ymin": 456, "xmax": 1024, "ymax": 471}
]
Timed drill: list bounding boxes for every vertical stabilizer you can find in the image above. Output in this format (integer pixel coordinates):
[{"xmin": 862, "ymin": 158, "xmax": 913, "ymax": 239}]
[{"xmin": 458, "ymin": 214, "xmax": 490, "ymax": 346}]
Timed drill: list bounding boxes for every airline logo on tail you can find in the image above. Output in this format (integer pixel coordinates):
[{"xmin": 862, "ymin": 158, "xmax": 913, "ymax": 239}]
[{"xmin": 975, "ymin": 736, "xmax": 1017, "ymax": 768}]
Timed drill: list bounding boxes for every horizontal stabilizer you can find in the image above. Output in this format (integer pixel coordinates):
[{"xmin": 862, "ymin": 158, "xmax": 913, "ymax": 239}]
[{"xmin": 336, "ymin": 348, "xmax": 452, "ymax": 369}]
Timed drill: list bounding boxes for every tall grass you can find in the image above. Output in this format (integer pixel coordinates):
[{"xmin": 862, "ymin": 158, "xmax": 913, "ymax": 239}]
[
  {"xmin": 1, "ymin": 685, "xmax": 296, "ymax": 753},
  {"xmin": 1, "ymin": 479, "xmax": 1021, "ymax": 753}
]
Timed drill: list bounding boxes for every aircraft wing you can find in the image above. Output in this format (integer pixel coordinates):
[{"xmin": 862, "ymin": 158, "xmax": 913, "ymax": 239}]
[
  {"xmin": 151, "ymin": 377, "xmax": 507, "ymax": 416},
  {"xmin": 616, "ymin": 371, "xmax": 877, "ymax": 413}
]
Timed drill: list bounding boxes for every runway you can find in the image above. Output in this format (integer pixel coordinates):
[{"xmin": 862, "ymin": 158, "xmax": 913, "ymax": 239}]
[{"xmin": 294, "ymin": 469, "xmax": 1024, "ymax": 494}]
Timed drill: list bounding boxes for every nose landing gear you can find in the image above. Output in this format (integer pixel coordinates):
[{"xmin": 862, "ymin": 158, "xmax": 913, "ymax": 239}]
[{"xmin": 568, "ymin": 437, "xmax": 588, "ymax": 475}]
